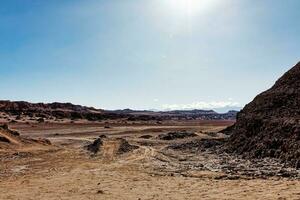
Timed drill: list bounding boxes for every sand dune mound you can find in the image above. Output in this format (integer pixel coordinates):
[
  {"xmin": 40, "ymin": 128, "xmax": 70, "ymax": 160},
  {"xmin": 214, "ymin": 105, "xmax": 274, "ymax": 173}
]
[
  {"xmin": 0, "ymin": 125, "xmax": 26, "ymax": 146},
  {"xmin": 0, "ymin": 124, "xmax": 51, "ymax": 151},
  {"xmin": 225, "ymin": 62, "xmax": 300, "ymax": 168}
]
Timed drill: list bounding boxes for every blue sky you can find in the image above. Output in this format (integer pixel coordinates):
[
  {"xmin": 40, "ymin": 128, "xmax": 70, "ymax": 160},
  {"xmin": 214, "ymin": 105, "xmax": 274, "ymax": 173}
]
[{"xmin": 0, "ymin": 0, "xmax": 299, "ymax": 112}]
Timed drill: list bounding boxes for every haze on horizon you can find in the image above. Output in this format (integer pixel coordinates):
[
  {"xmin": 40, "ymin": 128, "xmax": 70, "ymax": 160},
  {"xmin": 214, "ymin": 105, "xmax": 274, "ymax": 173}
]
[{"xmin": 0, "ymin": 0, "xmax": 299, "ymax": 112}]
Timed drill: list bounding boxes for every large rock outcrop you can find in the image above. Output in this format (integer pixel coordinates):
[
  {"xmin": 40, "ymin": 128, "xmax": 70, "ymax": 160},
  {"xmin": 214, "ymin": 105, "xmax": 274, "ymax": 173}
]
[{"xmin": 225, "ymin": 62, "xmax": 300, "ymax": 168}]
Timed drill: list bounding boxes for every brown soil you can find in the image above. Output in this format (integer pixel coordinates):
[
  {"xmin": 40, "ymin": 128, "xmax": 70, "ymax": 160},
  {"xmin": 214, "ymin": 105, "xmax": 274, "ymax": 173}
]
[
  {"xmin": 0, "ymin": 125, "xmax": 51, "ymax": 152},
  {"xmin": 0, "ymin": 120, "xmax": 299, "ymax": 199}
]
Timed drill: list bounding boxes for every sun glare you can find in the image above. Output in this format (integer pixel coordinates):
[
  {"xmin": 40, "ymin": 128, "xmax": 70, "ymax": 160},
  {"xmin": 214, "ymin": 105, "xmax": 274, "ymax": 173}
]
[{"xmin": 163, "ymin": 0, "xmax": 218, "ymax": 17}]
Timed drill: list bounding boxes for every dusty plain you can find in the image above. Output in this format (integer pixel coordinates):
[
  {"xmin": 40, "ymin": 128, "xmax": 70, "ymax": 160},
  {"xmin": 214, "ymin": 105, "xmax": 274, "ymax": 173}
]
[{"xmin": 0, "ymin": 120, "xmax": 299, "ymax": 200}]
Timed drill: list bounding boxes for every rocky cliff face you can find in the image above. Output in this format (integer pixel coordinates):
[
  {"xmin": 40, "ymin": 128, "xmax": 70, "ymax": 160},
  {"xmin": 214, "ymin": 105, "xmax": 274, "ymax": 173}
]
[{"xmin": 225, "ymin": 62, "xmax": 300, "ymax": 168}]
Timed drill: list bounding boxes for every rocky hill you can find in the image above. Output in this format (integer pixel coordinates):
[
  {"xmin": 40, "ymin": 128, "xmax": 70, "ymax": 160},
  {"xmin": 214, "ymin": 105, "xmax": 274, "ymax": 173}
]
[
  {"xmin": 0, "ymin": 101, "xmax": 102, "ymax": 114},
  {"xmin": 0, "ymin": 101, "xmax": 125, "ymax": 121},
  {"xmin": 225, "ymin": 62, "xmax": 300, "ymax": 168}
]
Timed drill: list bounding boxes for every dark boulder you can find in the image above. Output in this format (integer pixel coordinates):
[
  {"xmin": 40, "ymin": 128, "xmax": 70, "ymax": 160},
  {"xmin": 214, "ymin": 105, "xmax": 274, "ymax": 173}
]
[
  {"xmin": 86, "ymin": 137, "xmax": 104, "ymax": 154},
  {"xmin": 158, "ymin": 131, "xmax": 198, "ymax": 140},
  {"xmin": 116, "ymin": 138, "xmax": 139, "ymax": 154}
]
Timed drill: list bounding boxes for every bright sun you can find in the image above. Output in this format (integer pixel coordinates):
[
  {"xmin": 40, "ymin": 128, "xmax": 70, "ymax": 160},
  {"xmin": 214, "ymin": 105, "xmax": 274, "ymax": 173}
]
[{"xmin": 164, "ymin": 0, "xmax": 218, "ymax": 17}]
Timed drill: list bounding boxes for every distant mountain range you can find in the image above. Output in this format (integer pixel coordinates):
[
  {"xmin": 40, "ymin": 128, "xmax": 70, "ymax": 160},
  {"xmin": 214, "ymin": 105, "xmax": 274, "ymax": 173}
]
[
  {"xmin": 110, "ymin": 109, "xmax": 238, "ymax": 120},
  {"xmin": 0, "ymin": 100, "xmax": 238, "ymax": 122}
]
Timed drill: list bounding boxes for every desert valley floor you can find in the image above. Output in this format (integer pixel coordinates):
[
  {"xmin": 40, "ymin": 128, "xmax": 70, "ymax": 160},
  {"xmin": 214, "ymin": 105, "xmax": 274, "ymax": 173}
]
[{"xmin": 0, "ymin": 120, "xmax": 299, "ymax": 200}]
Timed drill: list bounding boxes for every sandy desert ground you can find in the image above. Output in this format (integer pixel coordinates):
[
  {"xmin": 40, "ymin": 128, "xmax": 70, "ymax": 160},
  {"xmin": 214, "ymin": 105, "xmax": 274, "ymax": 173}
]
[{"xmin": 0, "ymin": 120, "xmax": 299, "ymax": 200}]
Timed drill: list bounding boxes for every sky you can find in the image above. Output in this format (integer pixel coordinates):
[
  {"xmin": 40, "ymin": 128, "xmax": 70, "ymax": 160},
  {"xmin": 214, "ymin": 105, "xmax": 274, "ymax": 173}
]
[{"xmin": 0, "ymin": 0, "xmax": 299, "ymax": 112}]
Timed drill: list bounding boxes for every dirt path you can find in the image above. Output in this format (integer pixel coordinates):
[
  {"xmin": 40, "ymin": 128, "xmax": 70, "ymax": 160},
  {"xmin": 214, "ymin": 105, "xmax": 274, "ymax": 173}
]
[
  {"xmin": 1, "ymin": 149, "xmax": 299, "ymax": 200},
  {"xmin": 0, "ymin": 122, "xmax": 299, "ymax": 200},
  {"xmin": 119, "ymin": 146, "xmax": 156, "ymax": 164}
]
